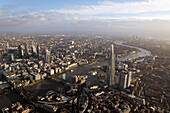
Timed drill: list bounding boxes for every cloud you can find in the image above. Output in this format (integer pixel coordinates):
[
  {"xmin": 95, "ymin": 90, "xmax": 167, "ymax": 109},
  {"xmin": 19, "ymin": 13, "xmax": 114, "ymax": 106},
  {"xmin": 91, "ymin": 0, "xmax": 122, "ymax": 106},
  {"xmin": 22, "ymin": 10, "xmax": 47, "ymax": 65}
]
[
  {"xmin": 98, "ymin": 1, "xmax": 116, "ymax": 5},
  {"xmin": 1, "ymin": 0, "xmax": 170, "ymax": 25},
  {"xmin": 55, "ymin": 0, "xmax": 170, "ymax": 20},
  {"xmin": 0, "ymin": 3, "xmax": 23, "ymax": 10},
  {"xmin": 0, "ymin": 0, "xmax": 170, "ymax": 39},
  {"xmin": 1, "ymin": 4, "xmax": 17, "ymax": 10}
]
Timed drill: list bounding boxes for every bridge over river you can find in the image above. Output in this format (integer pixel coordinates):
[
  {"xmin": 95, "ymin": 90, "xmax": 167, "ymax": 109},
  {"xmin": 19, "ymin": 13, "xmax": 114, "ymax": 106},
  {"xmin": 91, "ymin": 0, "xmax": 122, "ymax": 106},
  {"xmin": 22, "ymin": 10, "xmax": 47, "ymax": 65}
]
[{"xmin": 0, "ymin": 42, "xmax": 152, "ymax": 111}]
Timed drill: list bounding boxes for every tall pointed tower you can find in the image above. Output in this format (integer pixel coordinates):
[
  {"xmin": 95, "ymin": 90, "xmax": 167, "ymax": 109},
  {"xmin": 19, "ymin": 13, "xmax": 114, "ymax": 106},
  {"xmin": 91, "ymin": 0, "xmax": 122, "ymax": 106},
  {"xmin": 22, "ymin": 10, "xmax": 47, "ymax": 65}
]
[{"xmin": 110, "ymin": 44, "xmax": 115, "ymax": 86}]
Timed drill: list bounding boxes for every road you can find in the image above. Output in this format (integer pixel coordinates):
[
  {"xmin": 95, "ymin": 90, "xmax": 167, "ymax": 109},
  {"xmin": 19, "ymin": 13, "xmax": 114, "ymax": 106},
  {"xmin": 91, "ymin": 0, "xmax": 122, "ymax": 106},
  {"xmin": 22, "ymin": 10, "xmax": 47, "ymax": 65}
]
[{"xmin": 0, "ymin": 42, "xmax": 151, "ymax": 110}]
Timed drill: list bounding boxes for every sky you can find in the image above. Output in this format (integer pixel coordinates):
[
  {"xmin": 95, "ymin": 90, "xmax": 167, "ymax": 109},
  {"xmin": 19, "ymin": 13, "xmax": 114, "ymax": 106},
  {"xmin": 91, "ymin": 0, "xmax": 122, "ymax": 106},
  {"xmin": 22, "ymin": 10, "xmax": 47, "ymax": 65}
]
[{"xmin": 0, "ymin": 0, "xmax": 170, "ymax": 38}]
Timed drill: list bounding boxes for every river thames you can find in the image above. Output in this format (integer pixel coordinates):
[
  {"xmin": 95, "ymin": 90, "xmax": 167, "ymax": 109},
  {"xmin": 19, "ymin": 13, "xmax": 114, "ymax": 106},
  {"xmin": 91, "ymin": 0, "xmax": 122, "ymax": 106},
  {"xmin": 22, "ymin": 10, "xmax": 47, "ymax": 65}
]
[{"xmin": 0, "ymin": 43, "xmax": 151, "ymax": 109}]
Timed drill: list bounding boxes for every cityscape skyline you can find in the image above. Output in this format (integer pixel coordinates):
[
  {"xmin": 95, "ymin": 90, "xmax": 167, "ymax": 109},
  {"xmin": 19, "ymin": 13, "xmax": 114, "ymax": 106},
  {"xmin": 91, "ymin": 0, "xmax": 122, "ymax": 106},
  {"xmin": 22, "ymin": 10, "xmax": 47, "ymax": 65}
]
[
  {"xmin": 0, "ymin": 1, "xmax": 170, "ymax": 112},
  {"xmin": 0, "ymin": 0, "xmax": 170, "ymax": 39},
  {"xmin": 0, "ymin": 35, "xmax": 169, "ymax": 112}
]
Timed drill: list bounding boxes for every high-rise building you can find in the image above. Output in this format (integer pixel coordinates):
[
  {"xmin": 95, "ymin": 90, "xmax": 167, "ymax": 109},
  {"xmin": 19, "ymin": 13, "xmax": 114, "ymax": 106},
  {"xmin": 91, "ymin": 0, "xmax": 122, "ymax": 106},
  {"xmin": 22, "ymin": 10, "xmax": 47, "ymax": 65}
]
[
  {"xmin": 119, "ymin": 73, "xmax": 127, "ymax": 89},
  {"xmin": 31, "ymin": 46, "xmax": 37, "ymax": 57},
  {"xmin": 18, "ymin": 45, "xmax": 22, "ymax": 58},
  {"xmin": 24, "ymin": 43, "xmax": 29, "ymax": 58},
  {"xmin": 6, "ymin": 42, "xmax": 9, "ymax": 49},
  {"xmin": 31, "ymin": 41, "xmax": 37, "ymax": 57},
  {"xmin": 37, "ymin": 44, "xmax": 40, "ymax": 58},
  {"xmin": 44, "ymin": 49, "xmax": 51, "ymax": 63},
  {"xmin": 126, "ymin": 71, "xmax": 132, "ymax": 88},
  {"xmin": 109, "ymin": 44, "xmax": 115, "ymax": 86},
  {"xmin": 119, "ymin": 72, "xmax": 131, "ymax": 89}
]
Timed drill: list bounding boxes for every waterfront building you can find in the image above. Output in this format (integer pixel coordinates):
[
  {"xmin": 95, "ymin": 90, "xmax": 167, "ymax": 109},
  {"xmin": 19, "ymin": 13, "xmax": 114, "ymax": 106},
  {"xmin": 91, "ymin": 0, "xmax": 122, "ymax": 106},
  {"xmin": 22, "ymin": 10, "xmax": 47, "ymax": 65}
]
[
  {"xmin": 55, "ymin": 67, "xmax": 61, "ymax": 74},
  {"xmin": 48, "ymin": 69, "xmax": 54, "ymax": 75},
  {"xmin": 35, "ymin": 73, "xmax": 42, "ymax": 81}
]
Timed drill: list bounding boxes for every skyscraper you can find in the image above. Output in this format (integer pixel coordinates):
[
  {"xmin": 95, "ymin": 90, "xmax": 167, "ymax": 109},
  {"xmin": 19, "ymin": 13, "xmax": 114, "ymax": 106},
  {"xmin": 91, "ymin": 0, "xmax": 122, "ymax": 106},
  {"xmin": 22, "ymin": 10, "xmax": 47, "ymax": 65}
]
[
  {"xmin": 44, "ymin": 49, "xmax": 51, "ymax": 63},
  {"xmin": 6, "ymin": 42, "xmax": 9, "ymax": 49},
  {"xmin": 110, "ymin": 44, "xmax": 115, "ymax": 86},
  {"xmin": 119, "ymin": 73, "xmax": 127, "ymax": 89},
  {"xmin": 126, "ymin": 71, "xmax": 132, "ymax": 88},
  {"xmin": 18, "ymin": 45, "xmax": 22, "ymax": 58},
  {"xmin": 37, "ymin": 44, "xmax": 40, "ymax": 58},
  {"xmin": 119, "ymin": 72, "xmax": 131, "ymax": 90},
  {"xmin": 31, "ymin": 41, "xmax": 37, "ymax": 57},
  {"xmin": 31, "ymin": 45, "xmax": 37, "ymax": 57},
  {"xmin": 24, "ymin": 43, "xmax": 29, "ymax": 58}
]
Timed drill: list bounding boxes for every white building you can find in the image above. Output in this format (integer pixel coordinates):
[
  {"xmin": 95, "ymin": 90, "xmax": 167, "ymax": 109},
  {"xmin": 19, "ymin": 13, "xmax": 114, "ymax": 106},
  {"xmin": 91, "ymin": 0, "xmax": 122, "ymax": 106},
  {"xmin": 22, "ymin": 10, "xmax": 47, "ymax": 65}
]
[{"xmin": 126, "ymin": 71, "xmax": 132, "ymax": 88}]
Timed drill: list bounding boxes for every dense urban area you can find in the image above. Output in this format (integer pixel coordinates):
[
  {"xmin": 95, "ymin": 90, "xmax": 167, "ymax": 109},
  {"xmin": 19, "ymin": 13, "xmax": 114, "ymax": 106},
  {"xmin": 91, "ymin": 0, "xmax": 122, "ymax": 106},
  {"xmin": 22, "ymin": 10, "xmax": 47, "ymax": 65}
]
[{"xmin": 0, "ymin": 33, "xmax": 169, "ymax": 113}]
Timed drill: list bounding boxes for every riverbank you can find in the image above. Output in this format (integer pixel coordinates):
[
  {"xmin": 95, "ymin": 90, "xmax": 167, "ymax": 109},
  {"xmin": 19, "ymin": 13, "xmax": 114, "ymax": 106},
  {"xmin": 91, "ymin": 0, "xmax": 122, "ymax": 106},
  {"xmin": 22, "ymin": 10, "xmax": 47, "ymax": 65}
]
[
  {"xmin": 24, "ymin": 79, "xmax": 44, "ymax": 88},
  {"xmin": 115, "ymin": 42, "xmax": 151, "ymax": 61},
  {"xmin": 0, "ymin": 42, "xmax": 152, "ymax": 110},
  {"xmin": 125, "ymin": 40, "xmax": 170, "ymax": 104}
]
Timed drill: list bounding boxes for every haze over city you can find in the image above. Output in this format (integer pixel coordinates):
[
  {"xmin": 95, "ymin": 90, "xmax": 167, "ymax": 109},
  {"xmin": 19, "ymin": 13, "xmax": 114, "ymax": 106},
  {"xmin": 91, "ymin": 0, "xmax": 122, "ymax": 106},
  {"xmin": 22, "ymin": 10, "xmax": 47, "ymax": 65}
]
[
  {"xmin": 0, "ymin": 0, "xmax": 170, "ymax": 113},
  {"xmin": 0, "ymin": 0, "xmax": 170, "ymax": 39}
]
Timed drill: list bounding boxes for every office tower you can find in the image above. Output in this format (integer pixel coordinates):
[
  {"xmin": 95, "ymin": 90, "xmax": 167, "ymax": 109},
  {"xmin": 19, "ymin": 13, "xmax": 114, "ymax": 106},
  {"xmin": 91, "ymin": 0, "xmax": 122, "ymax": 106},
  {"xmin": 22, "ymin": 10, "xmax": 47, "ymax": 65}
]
[
  {"xmin": 24, "ymin": 43, "xmax": 29, "ymax": 58},
  {"xmin": 119, "ymin": 73, "xmax": 127, "ymax": 89},
  {"xmin": 18, "ymin": 45, "xmax": 22, "ymax": 58},
  {"xmin": 126, "ymin": 71, "xmax": 132, "ymax": 88},
  {"xmin": 109, "ymin": 44, "xmax": 115, "ymax": 86},
  {"xmin": 31, "ymin": 45, "xmax": 37, "ymax": 57},
  {"xmin": 6, "ymin": 42, "xmax": 9, "ymax": 49},
  {"xmin": 37, "ymin": 44, "xmax": 40, "ymax": 57},
  {"xmin": 31, "ymin": 41, "xmax": 37, "ymax": 57},
  {"xmin": 119, "ymin": 71, "xmax": 131, "ymax": 90},
  {"xmin": 44, "ymin": 49, "xmax": 51, "ymax": 63}
]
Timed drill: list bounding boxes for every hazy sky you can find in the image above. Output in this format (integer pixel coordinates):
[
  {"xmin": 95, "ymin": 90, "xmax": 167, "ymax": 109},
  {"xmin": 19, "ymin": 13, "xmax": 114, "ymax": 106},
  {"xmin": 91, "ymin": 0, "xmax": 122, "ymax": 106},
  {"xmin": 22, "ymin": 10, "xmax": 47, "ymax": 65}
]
[{"xmin": 0, "ymin": 0, "xmax": 170, "ymax": 38}]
